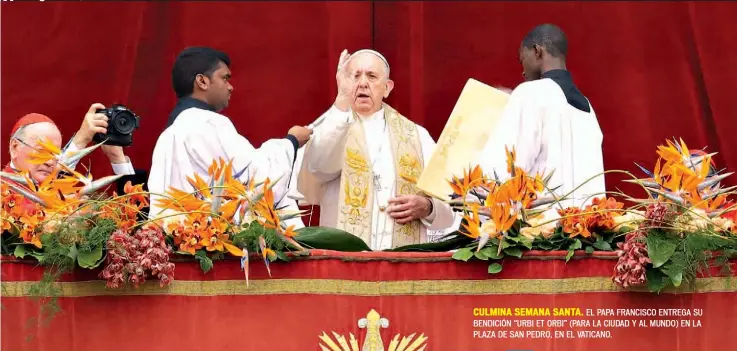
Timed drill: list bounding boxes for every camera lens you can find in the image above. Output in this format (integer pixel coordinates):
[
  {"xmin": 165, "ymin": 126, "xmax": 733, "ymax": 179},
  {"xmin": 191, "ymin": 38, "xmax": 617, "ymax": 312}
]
[{"xmin": 113, "ymin": 111, "xmax": 136, "ymax": 134}]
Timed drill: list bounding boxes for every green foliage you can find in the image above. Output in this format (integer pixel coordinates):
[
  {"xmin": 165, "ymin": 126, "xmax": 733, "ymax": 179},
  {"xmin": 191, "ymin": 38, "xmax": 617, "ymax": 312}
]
[
  {"xmin": 645, "ymin": 229, "xmax": 737, "ymax": 293},
  {"xmin": 195, "ymin": 250, "xmax": 213, "ymax": 273},
  {"xmin": 488, "ymin": 263, "xmax": 503, "ymax": 274},
  {"xmin": 389, "ymin": 233, "xmax": 472, "ymax": 252},
  {"xmin": 26, "ymin": 268, "xmax": 64, "ymax": 337},
  {"xmin": 647, "ymin": 231, "xmax": 677, "ymax": 268},
  {"xmin": 503, "ymin": 247, "xmax": 523, "ymax": 258},
  {"xmin": 1, "ymin": 228, "xmax": 21, "ymax": 256},
  {"xmin": 452, "ymin": 247, "xmax": 474, "ymax": 262},
  {"xmin": 76, "ymin": 245, "xmax": 104, "ymax": 269},
  {"xmin": 443, "ymin": 221, "xmax": 625, "ymax": 276},
  {"xmin": 231, "ymin": 221, "xmax": 280, "ymax": 253},
  {"xmin": 295, "ymin": 226, "xmax": 371, "ymax": 252},
  {"xmin": 8, "ymin": 211, "xmax": 123, "ymax": 331}
]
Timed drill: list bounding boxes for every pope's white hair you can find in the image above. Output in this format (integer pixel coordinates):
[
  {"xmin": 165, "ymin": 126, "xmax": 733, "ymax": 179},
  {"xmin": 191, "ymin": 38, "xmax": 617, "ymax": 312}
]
[{"xmin": 349, "ymin": 49, "xmax": 390, "ymax": 78}]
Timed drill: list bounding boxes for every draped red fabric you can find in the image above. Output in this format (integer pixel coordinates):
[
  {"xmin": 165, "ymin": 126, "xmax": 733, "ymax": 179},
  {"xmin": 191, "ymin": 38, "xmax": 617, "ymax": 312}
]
[
  {"xmin": 3, "ymin": 1, "xmax": 737, "ymax": 202},
  {"xmin": 2, "ymin": 252, "xmax": 736, "ymax": 351},
  {"xmin": 3, "ymin": 3, "xmax": 737, "ymax": 349}
]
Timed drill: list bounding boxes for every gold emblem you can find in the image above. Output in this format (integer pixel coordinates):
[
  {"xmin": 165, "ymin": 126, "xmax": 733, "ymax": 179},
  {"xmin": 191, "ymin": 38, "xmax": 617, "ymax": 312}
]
[
  {"xmin": 347, "ymin": 148, "xmax": 370, "ymax": 173},
  {"xmin": 398, "ymin": 154, "xmax": 421, "ymax": 184},
  {"xmin": 318, "ymin": 309, "xmax": 428, "ymax": 351}
]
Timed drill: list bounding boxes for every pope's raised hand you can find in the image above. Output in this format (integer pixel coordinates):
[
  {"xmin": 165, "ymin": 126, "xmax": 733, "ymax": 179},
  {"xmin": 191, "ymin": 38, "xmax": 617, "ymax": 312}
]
[{"xmin": 334, "ymin": 49, "xmax": 353, "ymax": 112}]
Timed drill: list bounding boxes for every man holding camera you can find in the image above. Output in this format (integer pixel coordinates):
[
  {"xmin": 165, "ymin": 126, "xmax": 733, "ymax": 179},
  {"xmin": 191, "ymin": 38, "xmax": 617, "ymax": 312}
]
[
  {"xmin": 148, "ymin": 47, "xmax": 313, "ymax": 219},
  {"xmin": 5, "ymin": 105, "xmax": 137, "ymax": 195}
]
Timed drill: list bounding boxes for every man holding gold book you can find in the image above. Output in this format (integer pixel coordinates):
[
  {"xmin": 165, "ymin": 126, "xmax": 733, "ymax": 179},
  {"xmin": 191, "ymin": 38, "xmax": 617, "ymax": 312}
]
[
  {"xmin": 297, "ymin": 49, "xmax": 456, "ymax": 250},
  {"xmin": 478, "ymin": 24, "xmax": 606, "ymax": 208}
]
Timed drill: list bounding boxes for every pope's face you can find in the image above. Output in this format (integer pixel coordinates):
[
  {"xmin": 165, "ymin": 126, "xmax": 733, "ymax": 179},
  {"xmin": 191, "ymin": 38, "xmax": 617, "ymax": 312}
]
[
  {"xmin": 9, "ymin": 122, "xmax": 62, "ymax": 184},
  {"xmin": 346, "ymin": 53, "xmax": 394, "ymax": 116}
]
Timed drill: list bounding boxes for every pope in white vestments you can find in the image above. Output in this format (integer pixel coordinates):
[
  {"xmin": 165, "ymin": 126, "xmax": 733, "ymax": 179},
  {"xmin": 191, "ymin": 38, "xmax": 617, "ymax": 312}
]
[
  {"xmin": 148, "ymin": 47, "xmax": 312, "ymax": 219},
  {"xmin": 297, "ymin": 49, "xmax": 456, "ymax": 250},
  {"xmin": 478, "ymin": 24, "xmax": 606, "ymax": 209}
]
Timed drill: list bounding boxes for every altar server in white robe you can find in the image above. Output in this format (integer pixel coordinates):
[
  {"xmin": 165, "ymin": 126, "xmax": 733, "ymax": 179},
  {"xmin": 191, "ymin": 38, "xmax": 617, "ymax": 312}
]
[
  {"xmin": 148, "ymin": 47, "xmax": 312, "ymax": 219},
  {"xmin": 297, "ymin": 49, "xmax": 456, "ymax": 250},
  {"xmin": 479, "ymin": 24, "xmax": 606, "ymax": 209}
]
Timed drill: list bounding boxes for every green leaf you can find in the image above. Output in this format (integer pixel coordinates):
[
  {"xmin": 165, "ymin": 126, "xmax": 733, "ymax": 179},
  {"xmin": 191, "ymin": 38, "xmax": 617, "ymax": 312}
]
[
  {"xmin": 585, "ymin": 246, "xmax": 595, "ymax": 254},
  {"xmin": 275, "ymin": 250, "xmax": 290, "ymax": 262},
  {"xmin": 488, "ymin": 263, "xmax": 503, "ymax": 274},
  {"xmin": 295, "ymin": 227, "xmax": 371, "ymax": 252},
  {"xmin": 29, "ymin": 250, "xmax": 44, "ymax": 261},
  {"xmin": 506, "ymin": 235, "xmax": 520, "ymax": 243},
  {"xmin": 572, "ymin": 239, "xmax": 583, "ymax": 250},
  {"xmin": 452, "ymin": 247, "xmax": 474, "ymax": 262},
  {"xmin": 646, "ymin": 268, "xmax": 670, "ymax": 293},
  {"xmin": 565, "ymin": 249, "xmax": 575, "ymax": 262},
  {"xmin": 77, "ymin": 245, "xmax": 104, "ymax": 269},
  {"xmin": 519, "ymin": 235, "xmax": 534, "ymax": 250},
  {"xmin": 661, "ymin": 263, "xmax": 684, "ymax": 288},
  {"xmin": 500, "ymin": 239, "xmax": 513, "ymax": 249},
  {"xmin": 474, "ymin": 250, "xmax": 490, "ymax": 261},
  {"xmin": 67, "ymin": 245, "xmax": 78, "ymax": 261},
  {"xmin": 480, "ymin": 246, "xmax": 502, "ymax": 260},
  {"xmin": 503, "ymin": 247, "xmax": 523, "ymax": 258},
  {"xmin": 669, "ymin": 271, "xmax": 683, "ymax": 288},
  {"xmin": 536, "ymin": 241, "xmax": 555, "ymax": 250},
  {"xmin": 593, "ymin": 239, "xmax": 612, "ymax": 251},
  {"xmin": 647, "ymin": 234, "xmax": 678, "ymax": 268},
  {"xmin": 13, "ymin": 245, "xmax": 27, "ymax": 258},
  {"xmin": 389, "ymin": 233, "xmax": 472, "ymax": 252},
  {"xmin": 195, "ymin": 250, "xmax": 213, "ymax": 273}
]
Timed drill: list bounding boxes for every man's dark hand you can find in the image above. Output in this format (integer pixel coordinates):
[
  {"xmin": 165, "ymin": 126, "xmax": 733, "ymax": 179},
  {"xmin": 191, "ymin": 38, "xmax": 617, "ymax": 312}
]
[
  {"xmin": 387, "ymin": 195, "xmax": 433, "ymax": 224},
  {"xmin": 288, "ymin": 126, "xmax": 313, "ymax": 147}
]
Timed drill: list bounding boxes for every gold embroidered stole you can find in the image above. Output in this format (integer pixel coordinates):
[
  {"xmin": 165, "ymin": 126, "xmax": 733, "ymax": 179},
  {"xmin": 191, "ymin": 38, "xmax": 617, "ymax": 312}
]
[{"xmin": 336, "ymin": 104, "xmax": 424, "ymax": 248}]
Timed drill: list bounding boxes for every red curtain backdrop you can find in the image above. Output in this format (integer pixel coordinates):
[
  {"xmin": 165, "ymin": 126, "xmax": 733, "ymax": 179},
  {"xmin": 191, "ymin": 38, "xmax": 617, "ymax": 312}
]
[
  {"xmin": 3, "ymin": 252, "xmax": 736, "ymax": 351},
  {"xmin": 3, "ymin": 1, "xmax": 737, "ymax": 213}
]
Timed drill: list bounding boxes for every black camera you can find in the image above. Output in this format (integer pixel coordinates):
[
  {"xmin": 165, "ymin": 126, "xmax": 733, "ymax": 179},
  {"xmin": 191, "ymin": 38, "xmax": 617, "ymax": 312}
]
[{"xmin": 92, "ymin": 104, "xmax": 140, "ymax": 147}]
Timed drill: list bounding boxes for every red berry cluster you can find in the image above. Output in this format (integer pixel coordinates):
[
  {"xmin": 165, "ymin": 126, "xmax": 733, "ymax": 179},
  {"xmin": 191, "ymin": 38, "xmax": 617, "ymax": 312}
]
[
  {"xmin": 101, "ymin": 226, "xmax": 175, "ymax": 289},
  {"xmin": 613, "ymin": 233, "xmax": 650, "ymax": 288},
  {"xmin": 613, "ymin": 203, "xmax": 670, "ymax": 288}
]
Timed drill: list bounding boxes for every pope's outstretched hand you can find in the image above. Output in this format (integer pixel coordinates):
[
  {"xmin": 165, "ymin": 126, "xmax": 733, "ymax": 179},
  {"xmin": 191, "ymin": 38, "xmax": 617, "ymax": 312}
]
[{"xmin": 335, "ymin": 49, "xmax": 353, "ymax": 112}]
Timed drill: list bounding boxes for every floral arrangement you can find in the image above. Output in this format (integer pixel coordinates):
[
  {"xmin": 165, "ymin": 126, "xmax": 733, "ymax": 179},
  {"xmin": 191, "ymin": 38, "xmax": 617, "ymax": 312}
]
[
  {"xmin": 2, "ymin": 137, "xmax": 736, "ymax": 296},
  {"xmin": 153, "ymin": 158, "xmax": 308, "ymax": 281},
  {"xmin": 0, "ymin": 140, "xmax": 159, "ymax": 287},
  {"xmin": 447, "ymin": 139, "xmax": 737, "ymax": 292},
  {"xmin": 0, "ymin": 139, "xmax": 311, "ymax": 291}
]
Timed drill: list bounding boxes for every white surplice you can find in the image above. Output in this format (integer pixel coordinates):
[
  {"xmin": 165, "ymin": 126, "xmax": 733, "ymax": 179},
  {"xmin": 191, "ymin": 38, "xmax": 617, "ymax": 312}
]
[
  {"xmin": 298, "ymin": 106, "xmax": 457, "ymax": 250},
  {"xmin": 477, "ymin": 78, "xmax": 606, "ymax": 210},
  {"xmin": 281, "ymin": 146, "xmax": 307, "ymax": 229},
  {"xmin": 148, "ymin": 107, "xmax": 296, "ymax": 219}
]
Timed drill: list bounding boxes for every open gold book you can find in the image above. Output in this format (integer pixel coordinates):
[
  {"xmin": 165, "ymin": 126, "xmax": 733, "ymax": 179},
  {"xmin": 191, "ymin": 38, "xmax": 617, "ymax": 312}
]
[{"xmin": 417, "ymin": 79, "xmax": 511, "ymax": 201}]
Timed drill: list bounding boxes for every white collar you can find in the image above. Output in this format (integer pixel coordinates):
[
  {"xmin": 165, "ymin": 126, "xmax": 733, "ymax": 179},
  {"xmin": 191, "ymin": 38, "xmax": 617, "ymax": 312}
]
[{"xmin": 355, "ymin": 108, "xmax": 385, "ymax": 122}]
